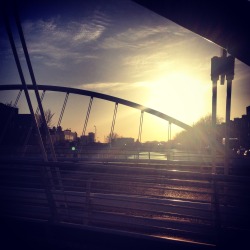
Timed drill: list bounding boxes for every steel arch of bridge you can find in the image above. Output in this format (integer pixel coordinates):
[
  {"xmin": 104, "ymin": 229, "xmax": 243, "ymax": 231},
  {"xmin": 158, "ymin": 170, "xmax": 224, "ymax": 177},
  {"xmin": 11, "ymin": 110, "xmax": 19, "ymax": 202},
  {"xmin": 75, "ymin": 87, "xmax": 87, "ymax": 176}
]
[{"xmin": 0, "ymin": 84, "xmax": 191, "ymax": 130}]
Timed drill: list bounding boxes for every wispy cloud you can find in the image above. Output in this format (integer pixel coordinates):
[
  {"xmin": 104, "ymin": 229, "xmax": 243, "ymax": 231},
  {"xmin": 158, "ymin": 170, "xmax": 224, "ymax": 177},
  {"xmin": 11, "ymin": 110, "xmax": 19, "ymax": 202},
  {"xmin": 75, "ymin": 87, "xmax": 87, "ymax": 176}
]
[
  {"xmin": 81, "ymin": 80, "xmax": 148, "ymax": 93},
  {"xmin": 73, "ymin": 23, "xmax": 105, "ymax": 42},
  {"xmin": 100, "ymin": 23, "xmax": 191, "ymax": 50},
  {"xmin": 22, "ymin": 13, "xmax": 108, "ymax": 68}
]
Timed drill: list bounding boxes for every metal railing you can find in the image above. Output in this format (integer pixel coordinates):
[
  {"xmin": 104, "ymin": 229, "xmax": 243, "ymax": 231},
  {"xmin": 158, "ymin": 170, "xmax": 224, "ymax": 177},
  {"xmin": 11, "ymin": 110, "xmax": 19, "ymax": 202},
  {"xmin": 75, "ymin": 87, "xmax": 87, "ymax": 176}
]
[
  {"xmin": 0, "ymin": 158, "xmax": 249, "ymax": 248},
  {"xmin": 0, "ymin": 145, "xmax": 225, "ymax": 162}
]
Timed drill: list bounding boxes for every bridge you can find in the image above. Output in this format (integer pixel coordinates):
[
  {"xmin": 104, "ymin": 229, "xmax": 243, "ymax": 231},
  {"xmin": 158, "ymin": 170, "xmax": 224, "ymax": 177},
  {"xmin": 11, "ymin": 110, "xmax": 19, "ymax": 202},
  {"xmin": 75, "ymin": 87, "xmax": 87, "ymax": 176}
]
[
  {"xmin": 1, "ymin": 1, "xmax": 250, "ymax": 250},
  {"xmin": 1, "ymin": 83, "xmax": 250, "ymax": 250}
]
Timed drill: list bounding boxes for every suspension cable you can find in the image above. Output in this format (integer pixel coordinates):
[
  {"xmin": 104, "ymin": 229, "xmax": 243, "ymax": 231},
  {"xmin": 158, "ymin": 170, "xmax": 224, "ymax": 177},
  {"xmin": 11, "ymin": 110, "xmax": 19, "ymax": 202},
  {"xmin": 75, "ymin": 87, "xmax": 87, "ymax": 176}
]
[
  {"xmin": 57, "ymin": 92, "xmax": 69, "ymax": 128},
  {"xmin": 109, "ymin": 103, "xmax": 118, "ymax": 146},
  {"xmin": 138, "ymin": 111, "xmax": 144, "ymax": 143},
  {"xmin": 168, "ymin": 122, "xmax": 172, "ymax": 142},
  {"xmin": 81, "ymin": 97, "xmax": 93, "ymax": 137}
]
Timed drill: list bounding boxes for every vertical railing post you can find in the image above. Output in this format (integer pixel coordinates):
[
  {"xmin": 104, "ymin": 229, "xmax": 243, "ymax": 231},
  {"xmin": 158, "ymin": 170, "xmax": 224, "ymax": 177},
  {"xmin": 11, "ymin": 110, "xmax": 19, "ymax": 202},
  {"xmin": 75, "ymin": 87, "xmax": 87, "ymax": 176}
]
[
  {"xmin": 85, "ymin": 178, "xmax": 92, "ymax": 225},
  {"xmin": 39, "ymin": 162, "xmax": 60, "ymax": 223},
  {"xmin": 224, "ymin": 56, "xmax": 234, "ymax": 175},
  {"xmin": 211, "ymin": 56, "xmax": 220, "ymax": 174},
  {"xmin": 212, "ymin": 176, "xmax": 221, "ymax": 245}
]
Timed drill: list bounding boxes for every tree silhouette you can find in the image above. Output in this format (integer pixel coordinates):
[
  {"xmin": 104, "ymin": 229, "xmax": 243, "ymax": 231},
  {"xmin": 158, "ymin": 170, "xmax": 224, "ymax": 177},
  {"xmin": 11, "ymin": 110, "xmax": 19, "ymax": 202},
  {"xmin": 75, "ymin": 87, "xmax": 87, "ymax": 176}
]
[
  {"xmin": 174, "ymin": 114, "xmax": 223, "ymax": 150},
  {"xmin": 105, "ymin": 132, "xmax": 120, "ymax": 144},
  {"xmin": 36, "ymin": 109, "xmax": 55, "ymax": 128}
]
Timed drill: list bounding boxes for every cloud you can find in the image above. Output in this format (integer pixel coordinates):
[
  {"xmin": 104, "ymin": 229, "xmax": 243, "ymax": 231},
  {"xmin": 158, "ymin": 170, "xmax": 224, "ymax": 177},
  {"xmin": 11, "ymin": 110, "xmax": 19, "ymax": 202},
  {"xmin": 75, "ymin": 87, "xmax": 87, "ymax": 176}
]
[
  {"xmin": 73, "ymin": 23, "xmax": 105, "ymax": 42},
  {"xmin": 22, "ymin": 15, "xmax": 107, "ymax": 68},
  {"xmin": 81, "ymin": 80, "xmax": 148, "ymax": 93},
  {"xmin": 100, "ymin": 23, "xmax": 191, "ymax": 50}
]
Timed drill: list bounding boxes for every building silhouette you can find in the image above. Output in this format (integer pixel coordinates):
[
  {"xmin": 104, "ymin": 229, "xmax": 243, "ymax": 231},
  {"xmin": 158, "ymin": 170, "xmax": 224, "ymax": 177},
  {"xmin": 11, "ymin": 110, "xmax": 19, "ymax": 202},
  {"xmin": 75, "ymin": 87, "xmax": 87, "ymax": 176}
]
[
  {"xmin": 0, "ymin": 103, "xmax": 79, "ymax": 147},
  {"xmin": 80, "ymin": 132, "xmax": 95, "ymax": 145},
  {"xmin": 0, "ymin": 103, "xmax": 36, "ymax": 146},
  {"xmin": 217, "ymin": 106, "xmax": 250, "ymax": 149}
]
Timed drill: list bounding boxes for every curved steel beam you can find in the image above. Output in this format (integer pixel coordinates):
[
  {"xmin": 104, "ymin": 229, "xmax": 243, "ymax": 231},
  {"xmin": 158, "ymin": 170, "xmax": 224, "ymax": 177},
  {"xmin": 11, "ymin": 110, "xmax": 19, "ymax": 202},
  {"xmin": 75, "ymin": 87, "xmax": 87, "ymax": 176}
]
[{"xmin": 0, "ymin": 84, "xmax": 191, "ymax": 130}]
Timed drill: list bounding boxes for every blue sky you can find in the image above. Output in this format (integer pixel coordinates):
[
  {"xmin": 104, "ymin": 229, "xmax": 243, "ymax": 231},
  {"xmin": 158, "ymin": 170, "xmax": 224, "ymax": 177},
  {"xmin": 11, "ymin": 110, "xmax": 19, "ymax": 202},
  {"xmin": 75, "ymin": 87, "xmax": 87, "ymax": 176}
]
[{"xmin": 1, "ymin": 0, "xmax": 250, "ymax": 142}]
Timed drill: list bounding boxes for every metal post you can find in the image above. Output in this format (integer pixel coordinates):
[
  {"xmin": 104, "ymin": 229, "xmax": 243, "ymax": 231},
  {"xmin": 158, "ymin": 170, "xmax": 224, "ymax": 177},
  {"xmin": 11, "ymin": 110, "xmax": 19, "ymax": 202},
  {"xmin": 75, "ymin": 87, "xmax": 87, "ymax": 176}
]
[
  {"xmin": 224, "ymin": 80, "xmax": 232, "ymax": 174},
  {"xmin": 211, "ymin": 79, "xmax": 218, "ymax": 174},
  {"xmin": 211, "ymin": 56, "xmax": 220, "ymax": 174},
  {"xmin": 14, "ymin": 10, "xmax": 57, "ymax": 162},
  {"xmin": 225, "ymin": 83, "xmax": 233, "ymax": 174},
  {"xmin": 224, "ymin": 56, "xmax": 234, "ymax": 175}
]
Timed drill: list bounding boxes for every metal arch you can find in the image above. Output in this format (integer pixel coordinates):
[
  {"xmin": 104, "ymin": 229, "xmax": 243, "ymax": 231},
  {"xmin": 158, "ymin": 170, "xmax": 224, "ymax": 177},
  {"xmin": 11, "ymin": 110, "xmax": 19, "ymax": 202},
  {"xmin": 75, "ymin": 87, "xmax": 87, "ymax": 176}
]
[{"xmin": 0, "ymin": 84, "xmax": 191, "ymax": 130}]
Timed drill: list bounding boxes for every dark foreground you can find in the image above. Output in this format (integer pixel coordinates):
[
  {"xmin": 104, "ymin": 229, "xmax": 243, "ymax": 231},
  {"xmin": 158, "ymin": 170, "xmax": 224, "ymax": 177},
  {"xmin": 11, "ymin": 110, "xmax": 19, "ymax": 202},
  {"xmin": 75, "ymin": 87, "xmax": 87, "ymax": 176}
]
[
  {"xmin": 1, "ymin": 217, "xmax": 249, "ymax": 250},
  {"xmin": 1, "ymin": 157, "xmax": 250, "ymax": 249}
]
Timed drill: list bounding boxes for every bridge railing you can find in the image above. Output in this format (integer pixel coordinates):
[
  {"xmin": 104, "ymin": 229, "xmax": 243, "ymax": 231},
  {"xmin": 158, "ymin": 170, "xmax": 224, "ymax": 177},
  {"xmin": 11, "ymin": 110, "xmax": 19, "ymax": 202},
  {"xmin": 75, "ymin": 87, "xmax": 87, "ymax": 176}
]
[
  {"xmin": 0, "ymin": 158, "xmax": 249, "ymax": 248},
  {"xmin": 0, "ymin": 145, "xmax": 224, "ymax": 162}
]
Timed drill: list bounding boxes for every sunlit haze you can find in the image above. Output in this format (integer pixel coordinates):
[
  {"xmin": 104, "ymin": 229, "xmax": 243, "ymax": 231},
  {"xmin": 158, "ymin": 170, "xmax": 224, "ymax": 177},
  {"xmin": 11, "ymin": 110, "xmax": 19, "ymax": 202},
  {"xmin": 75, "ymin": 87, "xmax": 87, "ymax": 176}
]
[{"xmin": 1, "ymin": 0, "xmax": 250, "ymax": 142}]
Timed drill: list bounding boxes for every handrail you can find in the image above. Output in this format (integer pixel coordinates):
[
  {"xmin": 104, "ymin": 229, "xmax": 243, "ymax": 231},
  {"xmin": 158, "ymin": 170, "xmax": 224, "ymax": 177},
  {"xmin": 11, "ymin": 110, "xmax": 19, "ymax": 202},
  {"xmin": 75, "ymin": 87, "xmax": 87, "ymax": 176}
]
[{"xmin": 1, "ymin": 158, "xmax": 249, "ymax": 248}]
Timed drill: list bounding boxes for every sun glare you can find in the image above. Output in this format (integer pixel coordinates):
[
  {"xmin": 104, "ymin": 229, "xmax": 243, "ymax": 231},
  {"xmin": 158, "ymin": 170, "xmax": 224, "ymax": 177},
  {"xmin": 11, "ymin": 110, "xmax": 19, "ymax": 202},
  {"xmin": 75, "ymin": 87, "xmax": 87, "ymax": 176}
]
[{"xmin": 146, "ymin": 72, "xmax": 210, "ymax": 125}]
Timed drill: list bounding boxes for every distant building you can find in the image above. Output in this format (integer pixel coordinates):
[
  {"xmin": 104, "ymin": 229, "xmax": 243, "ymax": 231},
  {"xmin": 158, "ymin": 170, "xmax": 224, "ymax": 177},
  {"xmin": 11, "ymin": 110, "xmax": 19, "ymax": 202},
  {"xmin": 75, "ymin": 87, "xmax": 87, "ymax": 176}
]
[
  {"xmin": 88, "ymin": 132, "xmax": 95, "ymax": 144},
  {"xmin": 217, "ymin": 106, "xmax": 250, "ymax": 149},
  {"xmin": 64, "ymin": 129, "xmax": 77, "ymax": 142},
  {"xmin": 112, "ymin": 137, "xmax": 134, "ymax": 147},
  {"xmin": 50, "ymin": 127, "xmax": 78, "ymax": 145},
  {"xmin": 50, "ymin": 126, "xmax": 64, "ymax": 144},
  {"xmin": 80, "ymin": 132, "xmax": 95, "ymax": 145},
  {"xmin": 0, "ymin": 103, "xmax": 18, "ymax": 119},
  {"xmin": 0, "ymin": 103, "xmax": 36, "ymax": 145},
  {"xmin": 0, "ymin": 103, "xmax": 79, "ymax": 147}
]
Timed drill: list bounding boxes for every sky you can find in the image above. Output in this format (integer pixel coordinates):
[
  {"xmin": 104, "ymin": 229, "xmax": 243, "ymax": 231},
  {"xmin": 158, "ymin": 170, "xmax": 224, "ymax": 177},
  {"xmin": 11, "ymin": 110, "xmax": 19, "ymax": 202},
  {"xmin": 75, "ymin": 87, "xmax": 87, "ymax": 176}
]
[{"xmin": 0, "ymin": 0, "xmax": 250, "ymax": 142}]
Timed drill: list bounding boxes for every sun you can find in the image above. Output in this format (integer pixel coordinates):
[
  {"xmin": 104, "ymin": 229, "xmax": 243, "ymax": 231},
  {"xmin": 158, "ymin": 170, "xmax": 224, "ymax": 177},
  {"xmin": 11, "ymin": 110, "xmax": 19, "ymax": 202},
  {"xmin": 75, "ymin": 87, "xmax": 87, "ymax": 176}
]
[{"xmin": 145, "ymin": 71, "xmax": 210, "ymax": 125}]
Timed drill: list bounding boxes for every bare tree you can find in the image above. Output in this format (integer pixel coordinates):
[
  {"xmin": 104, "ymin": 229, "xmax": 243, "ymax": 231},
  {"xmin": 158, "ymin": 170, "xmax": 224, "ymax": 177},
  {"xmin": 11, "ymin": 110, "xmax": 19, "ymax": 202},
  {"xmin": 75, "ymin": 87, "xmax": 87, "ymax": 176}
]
[
  {"xmin": 174, "ymin": 114, "xmax": 223, "ymax": 150},
  {"xmin": 36, "ymin": 109, "xmax": 55, "ymax": 128},
  {"xmin": 105, "ymin": 132, "xmax": 120, "ymax": 143}
]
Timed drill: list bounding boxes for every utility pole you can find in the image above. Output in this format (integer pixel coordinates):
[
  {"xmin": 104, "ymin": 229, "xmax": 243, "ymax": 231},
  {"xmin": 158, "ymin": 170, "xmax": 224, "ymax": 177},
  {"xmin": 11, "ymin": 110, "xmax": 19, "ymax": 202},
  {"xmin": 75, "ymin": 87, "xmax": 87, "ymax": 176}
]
[
  {"xmin": 224, "ymin": 56, "xmax": 235, "ymax": 174},
  {"xmin": 211, "ymin": 56, "xmax": 220, "ymax": 174}
]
